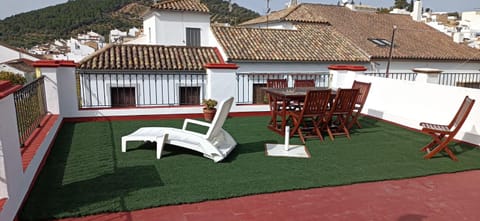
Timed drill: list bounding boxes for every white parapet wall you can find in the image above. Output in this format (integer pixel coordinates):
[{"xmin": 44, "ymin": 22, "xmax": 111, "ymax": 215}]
[{"xmin": 352, "ymin": 74, "xmax": 480, "ymax": 145}]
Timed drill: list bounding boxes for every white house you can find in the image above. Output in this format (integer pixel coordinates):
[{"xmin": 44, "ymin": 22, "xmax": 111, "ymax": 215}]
[
  {"xmin": 0, "ymin": 42, "xmax": 40, "ymax": 63},
  {"xmin": 51, "ymin": 38, "xmax": 96, "ymax": 62},
  {"xmin": 78, "ymin": 0, "xmax": 480, "ymax": 108}
]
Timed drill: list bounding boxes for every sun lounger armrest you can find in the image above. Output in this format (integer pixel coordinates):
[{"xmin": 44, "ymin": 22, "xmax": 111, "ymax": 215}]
[{"xmin": 182, "ymin": 118, "xmax": 212, "ymax": 130}]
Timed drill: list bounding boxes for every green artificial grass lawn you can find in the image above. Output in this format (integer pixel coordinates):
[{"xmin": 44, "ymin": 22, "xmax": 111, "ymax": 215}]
[{"xmin": 19, "ymin": 116, "xmax": 480, "ymax": 220}]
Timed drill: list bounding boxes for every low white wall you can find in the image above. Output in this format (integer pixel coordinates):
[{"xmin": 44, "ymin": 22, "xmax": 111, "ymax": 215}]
[
  {"xmin": 350, "ymin": 75, "xmax": 480, "ymax": 145},
  {"xmin": 0, "ymin": 116, "xmax": 62, "ymax": 221}
]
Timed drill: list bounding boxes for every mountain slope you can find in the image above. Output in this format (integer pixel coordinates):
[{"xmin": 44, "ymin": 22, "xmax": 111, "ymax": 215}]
[{"xmin": 0, "ymin": 0, "xmax": 259, "ymax": 48}]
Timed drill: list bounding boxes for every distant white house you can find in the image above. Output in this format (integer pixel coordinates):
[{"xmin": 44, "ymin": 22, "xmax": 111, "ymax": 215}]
[
  {"xmin": 0, "ymin": 42, "xmax": 40, "ymax": 63},
  {"xmin": 51, "ymin": 38, "xmax": 96, "ymax": 62},
  {"xmin": 110, "ymin": 27, "xmax": 141, "ymax": 43}
]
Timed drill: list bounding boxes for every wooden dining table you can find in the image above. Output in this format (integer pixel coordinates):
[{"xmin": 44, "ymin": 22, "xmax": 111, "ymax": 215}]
[{"xmin": 263, "ymin": 87, "xmax": 333, "ymax": 136}]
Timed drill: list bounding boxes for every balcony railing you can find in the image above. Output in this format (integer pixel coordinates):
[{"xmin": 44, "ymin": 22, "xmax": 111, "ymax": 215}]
[
  {"xmin": 364, "ymin": 72, "xmax": 417, "ymax": 81},
  {"xmin": 236, "ymin": 72, "xmax": 330, "ymax": 104},
  {"xmin": 13, "ymin": 76, "xmax": 47, "ymax": 146},
  {"xmin": 77, "ymin": 72, "xmax": 207, "ymax": 108},
  {"xmin": 439, "ymin": 73, "xmax": 480, "ymax": 88},
  {"xmin": 364, "ymin": 72, "xmax": 480, "ymax": 88}
]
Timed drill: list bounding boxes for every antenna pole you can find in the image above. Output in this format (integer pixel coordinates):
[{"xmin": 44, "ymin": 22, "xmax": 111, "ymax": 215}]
[
  {"xmin": 386, "ymin": 25, "xmax": 397, "ymax": 78},
  {"xmin": 266, "ymin": 0, "xmax": 270, "ymax": 28}
]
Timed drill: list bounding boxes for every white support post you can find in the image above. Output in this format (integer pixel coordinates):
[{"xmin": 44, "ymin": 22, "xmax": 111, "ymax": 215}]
[
  {"xmin": 413, "ymin": 68, "xmax": 442, "ymax": 84},
  {"xmin": 205, "ymin": 63, "xmax": 239, "ymax": 102},
  {"xmin": 328, "ymin": 65, "xmax": 367, "ymax": 89},
  {"xmin": 33, "ymin": 60, "xmax": 78, "ymax": 116}
]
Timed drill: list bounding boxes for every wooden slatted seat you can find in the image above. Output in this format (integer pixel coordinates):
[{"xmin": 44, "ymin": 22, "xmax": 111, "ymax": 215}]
[
  {"xmin": 294, "ymin": 79, "xmax": 315, "ymax": 88},
  {"xmin": 420, "ymin": 96, "xmax": 475, "ymax": 161},
  {"xmin": 287, "ymin": 89, "xmax": 331, "ymax": 143}
]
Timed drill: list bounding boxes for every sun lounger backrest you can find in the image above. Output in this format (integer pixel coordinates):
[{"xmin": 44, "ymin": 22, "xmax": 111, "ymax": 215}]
[{"xmin": 206, "ymin": 97, "xmax": 234, "ymax": 140}]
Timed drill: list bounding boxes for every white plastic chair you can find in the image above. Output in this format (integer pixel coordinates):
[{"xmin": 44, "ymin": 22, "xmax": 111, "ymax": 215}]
[{"xmin": 121, "ymin": 97, "xmax": 237, "ymax": 163}]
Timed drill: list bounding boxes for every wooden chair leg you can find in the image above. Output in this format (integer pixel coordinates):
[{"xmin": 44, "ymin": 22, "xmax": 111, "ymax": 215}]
[
  {"xmin": 340, "ymin": 116, "xmax": 351, "ymax": 139},
  {"xmin": 325, "ymin": 125, "xmax": 334, "ymax": 141},
  {"xmin": 313, "ymin": 123, "xmax": 324, "ymax": 142},
  {"xmin": 424, "ymin": 139, "xmax": 457, "ymax": 161},
  {"xmin": 420, "ymin": 140, "xmax": 438, "ymax": 152}
]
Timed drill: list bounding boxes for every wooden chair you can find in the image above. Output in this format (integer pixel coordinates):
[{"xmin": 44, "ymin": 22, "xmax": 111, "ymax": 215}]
[
  {"xmin": 267, "ymin": 79, "xmax": 288, "ymax": 88},
  {"xmin": 266, "ymin": 79, "xmax": 289, "ymax": 126},
  {"xmin": 419, "ymin": 96, "xmax": 475, "ymax": 161},
  {"xmin": 294, "ymin": 79, "xmax": 315, "ymax": 88},
  {"xmin": 287, "ymin": 89, "xmax": 331, "ymax": 144},
  {"xmin": 347, "ymin": 80, "xmax": 371, "ymax": 130},
  {"xmin": 323, "ymin": 88, "xmax": 359, "ymax": 141}
]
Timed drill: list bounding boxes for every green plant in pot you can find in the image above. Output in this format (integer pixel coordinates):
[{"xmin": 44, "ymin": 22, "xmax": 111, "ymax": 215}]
[{"xmin": 202, "ymin": 98, "xmax": 218, "ymax": 122}]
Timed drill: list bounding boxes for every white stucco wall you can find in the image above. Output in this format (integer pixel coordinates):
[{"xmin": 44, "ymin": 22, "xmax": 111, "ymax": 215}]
[
  {"xmin": 0, "ymin": 45, "xmax": 39, "ymax": 63},
  {"xmin": 242, "ymin": 21, "xmax": 296, "ymax": 30},
  {"xmin": 369, "ymin": 60, "xmax": 480, "ymax": 73},
  {"xmin": 143, "ymin": 11, "xmax": 212, "ymax": 46},
  {"xmin": 461, "ymin": 11, "xmax": 480, "ymax": 32}
]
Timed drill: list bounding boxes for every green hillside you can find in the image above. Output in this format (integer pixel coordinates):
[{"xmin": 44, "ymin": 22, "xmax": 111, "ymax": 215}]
[{"xmin": 0, "ymin": 0, "xmax": 259, "ymax": 48}]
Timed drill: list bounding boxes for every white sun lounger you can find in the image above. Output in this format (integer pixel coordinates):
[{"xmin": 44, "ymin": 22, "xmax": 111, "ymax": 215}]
[{"xmin": 121, "ymin": 97, "xmax": 237, "ymax": 163}]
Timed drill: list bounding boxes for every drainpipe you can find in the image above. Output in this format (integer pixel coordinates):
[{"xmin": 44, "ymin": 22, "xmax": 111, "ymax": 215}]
[{"xmin": 385, "ymin": 25, "xmax": 397, "ymax": 78}]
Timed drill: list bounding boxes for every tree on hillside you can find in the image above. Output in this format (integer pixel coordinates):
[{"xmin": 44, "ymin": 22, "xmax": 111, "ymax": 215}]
[
  {"xmin": 407, "ymin": 0, "xmax": 414, "ymax": 12},
  {"xmin": 394, "ymin": 0, "xmax": 409, "ymax": 9}
]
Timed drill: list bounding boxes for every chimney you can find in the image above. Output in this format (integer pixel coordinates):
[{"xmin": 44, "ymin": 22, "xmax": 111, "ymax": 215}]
[
  {"xmin": 411, "ymin": 0, "xmax": 422, "ymax": 22},
  {"xmin": 288, "ymin": 0, "xmax": 298, "ymax": 8}
]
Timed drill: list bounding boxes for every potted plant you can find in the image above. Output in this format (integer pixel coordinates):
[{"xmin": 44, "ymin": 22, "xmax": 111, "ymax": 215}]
[{"xmin": 202, "ymin": 98, "xmax": 218, "ymax": 122}]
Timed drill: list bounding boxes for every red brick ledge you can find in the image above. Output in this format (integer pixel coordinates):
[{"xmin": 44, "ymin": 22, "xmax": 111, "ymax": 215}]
[
  {"xmin": 0, "ymin": 80, "xmax": 22, "ymax": 99},
  {"xmin": 21, "ymin": 114, "xmax": 60, "ymax": 170},
  {"xmin": 204, "ymin": 63, "xmax": 239, "ymax": 69},
  {"xmin": 64, "ymin": 111, "xmax": 269, "ymax": 123},
  {"xmin": 328, "ymin": 65, "xmax": 367, "ymax": 71},
  {"xmin": 32, "ymin": 60, "xmax": 77, "ymax": 68},
  {"xmin": 0, "ymin": 198, "xmax": 6, "ymax": 212}
]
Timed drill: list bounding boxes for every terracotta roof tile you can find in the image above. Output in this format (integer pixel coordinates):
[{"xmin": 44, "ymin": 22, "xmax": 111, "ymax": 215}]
[
  {"xmin": 151, "ymin": 0, "xmax": 209, "ymax": 13},
  {"xmin": 241, "ymin": 4, "xmax": 480, "ymax": 61},
  {"xmin": 79, "ymin": 44, "xmax": 221, "ymax": 71},
  {"xmin": 241, "ymin": 4, "xmax": 329, "ymax": 25},
  {"xmin": 212, "ymin": 24, "xmax": 369, "ymax": 62}
]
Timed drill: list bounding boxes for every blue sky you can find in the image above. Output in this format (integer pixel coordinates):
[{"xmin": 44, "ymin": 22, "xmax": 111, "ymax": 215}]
[{"xmin": 0, "ymin": 0, "xmax": 479, "ymax": 19}]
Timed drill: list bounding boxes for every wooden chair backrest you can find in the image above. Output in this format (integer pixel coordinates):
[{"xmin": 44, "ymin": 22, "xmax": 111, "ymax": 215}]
[
  {"xmin": 301, "ymin": 89, "xmax": 331, "ymax": 116},
  {"xmin": 330, "ymin": 88, "xmax": 359, "ymax": 115},
  {"xmin": 267, "ymin": 79, "xmax": 288, "ymax": 88},
  {"xmin": 352, "ymin": 80, "xmax": 371, "ymax": 106},
  {"xmin": 294, "ymin": 79, "xmax": 315, "ymax": 88},
  {"xmin": 448, "ymin": 96, "xmax": 475, "ymax": 132}
]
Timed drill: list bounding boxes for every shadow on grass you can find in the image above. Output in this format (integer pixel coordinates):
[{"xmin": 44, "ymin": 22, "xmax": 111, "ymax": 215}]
[
  {"xmin": 122, "ymin": 138, "xmax": 273, "ymax": 163},
  {"xmin": 425, "ymin": 142, "xmax": 478, "ymax": 160}
]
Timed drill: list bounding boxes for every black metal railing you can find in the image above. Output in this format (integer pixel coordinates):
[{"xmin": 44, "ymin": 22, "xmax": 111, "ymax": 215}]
[
  {"xmin": 14, "ymin": 76, "xmax": 47, "ymax": 146},
  {"xmin": 439, "ymin": 73, "xmax": 480, "ymax": 88},
  {"xmin": 364, "ymin": 72, "xmax": 417, "ymax": 81},
  {"xmin": 77, "ymin": 72, "xmax": 207, "ymax": 108},
  {"xmin": 236, "ymin": 72, "xmax": 330, "ymax": 104}
]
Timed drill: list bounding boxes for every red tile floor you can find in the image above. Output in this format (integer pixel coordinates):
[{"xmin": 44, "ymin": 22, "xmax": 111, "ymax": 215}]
[{"xmin": 55, "ymin": 170, "xmax": 480, "ymax": 221}]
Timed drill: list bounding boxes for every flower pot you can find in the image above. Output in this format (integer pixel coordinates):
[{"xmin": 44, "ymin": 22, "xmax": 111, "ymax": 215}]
[{"xmin": 203, "ymin": 108, "xmax": 217, "ymax": 122}]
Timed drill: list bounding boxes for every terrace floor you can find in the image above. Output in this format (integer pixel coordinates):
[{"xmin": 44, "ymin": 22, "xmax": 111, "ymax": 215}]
[
  {"xmin": 19, "ymin": 114, "xmax": 480, "ymax": 221},
  {"xmin": 55, "ymin": 169, "xmax": 480, "ymax": 221}
]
